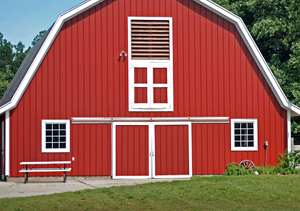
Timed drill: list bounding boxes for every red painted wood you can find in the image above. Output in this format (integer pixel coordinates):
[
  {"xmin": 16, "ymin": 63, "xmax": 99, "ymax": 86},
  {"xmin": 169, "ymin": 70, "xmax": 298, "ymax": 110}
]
[
  {"xmin": 155, "ymin": 125, "xmax": 189, "ymax": 175},
  {"xmin": 116, "ymin": 125, "xmax": 149, "ymax": 176},
  {"xmin": 135, "ymin": 88, "xmax": 147, "ymax": 103},
  {"xmin": 154, "ymin": 88, "xmax": 167, "ymax": 104},
  {"xmin": 8, "ymin": 0, "xmax": 288, "ymax": 176},
  {"xmin": 135, "ymin": 68, "xmax": 147, "ymax": 84},
  {"xmin": 153, "ymin": 68, "xmax": 167, "ymax": 84}
]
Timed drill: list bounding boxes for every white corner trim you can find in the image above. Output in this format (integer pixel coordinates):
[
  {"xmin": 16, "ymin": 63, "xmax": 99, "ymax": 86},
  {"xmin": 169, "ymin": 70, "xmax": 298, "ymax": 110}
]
[
  {"xmin": 0, "ymin": 0, "xmax": 105, "ymax": 115},
  {"xmin": 231, "ymin": 119, "xmax": 258, "ymax": 151},
  {"xmin": 5, "ymin": 111, "xmax": 9, "ymax": 176},
  {"xmin": 287, "ymin": 110, "xmax": 292, "ymax": 153}
]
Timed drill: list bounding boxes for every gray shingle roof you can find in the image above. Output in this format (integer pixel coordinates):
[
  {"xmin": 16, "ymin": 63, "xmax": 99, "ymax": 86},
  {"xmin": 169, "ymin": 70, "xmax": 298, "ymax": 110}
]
[{"xmin": 0, "ymin": 26, "xmax": 52, "ymax": 107}]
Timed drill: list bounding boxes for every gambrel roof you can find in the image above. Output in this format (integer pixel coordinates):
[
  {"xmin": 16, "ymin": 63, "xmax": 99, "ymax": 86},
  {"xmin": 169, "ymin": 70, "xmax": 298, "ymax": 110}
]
[{"xmin": 0, "ymin": 0, "xmax": 299, "ymax": 116}]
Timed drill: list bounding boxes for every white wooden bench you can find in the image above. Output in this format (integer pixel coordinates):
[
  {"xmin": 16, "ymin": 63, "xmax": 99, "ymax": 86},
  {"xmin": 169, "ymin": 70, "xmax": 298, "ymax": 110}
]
[{"xmin": 20, "ymin": 161, "xmax": 71, "ymax": 183}]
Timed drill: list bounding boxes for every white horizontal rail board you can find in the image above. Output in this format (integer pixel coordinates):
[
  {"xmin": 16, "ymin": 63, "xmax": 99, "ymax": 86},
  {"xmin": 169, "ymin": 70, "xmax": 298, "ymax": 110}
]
[
  {"xmin": 20, "ymin": 168, "xmax": 71, "ymax": 172},
  {"xmin": 72, "ymin": 117, "xmax": 229, "ymax": 124},
  {"xmin": 20, "ymin": 161, "xmax": 71, "ymax": 165}
]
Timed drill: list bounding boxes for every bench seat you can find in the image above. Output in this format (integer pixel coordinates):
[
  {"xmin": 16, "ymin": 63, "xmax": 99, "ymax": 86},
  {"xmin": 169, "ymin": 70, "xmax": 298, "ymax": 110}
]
[
  {"xmin": 20, "ymin": 161, "xmax": 71, "ymax": 165},
  {"xmin": 20, "ymin": 168, "xmax": 71, "ymax": 173}
]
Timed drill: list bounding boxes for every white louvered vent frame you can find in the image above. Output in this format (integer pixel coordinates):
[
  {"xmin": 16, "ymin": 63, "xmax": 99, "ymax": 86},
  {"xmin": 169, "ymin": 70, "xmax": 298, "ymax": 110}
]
[
  {"xmin": 130, "ymin": 20, "xmax": 170, "ymax": 60},
  {"xmin": 128, "ymin": 17, "xmax": 173, "ymax": 112}
]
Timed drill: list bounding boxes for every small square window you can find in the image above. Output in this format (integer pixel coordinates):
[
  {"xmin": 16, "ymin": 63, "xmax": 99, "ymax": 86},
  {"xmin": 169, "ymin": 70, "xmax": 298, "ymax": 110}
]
[
  {"xmin": 231, "ymin": 119, "xmax": 257, "ymax": 151},
  {"xmin": 42, "ymin": 120, "xmax": 70, "ymax": 153}
]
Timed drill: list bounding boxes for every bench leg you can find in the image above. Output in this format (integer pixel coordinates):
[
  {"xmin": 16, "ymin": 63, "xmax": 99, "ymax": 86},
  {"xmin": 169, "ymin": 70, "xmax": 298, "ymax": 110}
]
[
  {"xmin": 63, "ymin": 172, "xmax": 66, "ymax": 183},
  {"xmin": 24, "ymin": 172, "xmax": 28, "ymax": 184}
]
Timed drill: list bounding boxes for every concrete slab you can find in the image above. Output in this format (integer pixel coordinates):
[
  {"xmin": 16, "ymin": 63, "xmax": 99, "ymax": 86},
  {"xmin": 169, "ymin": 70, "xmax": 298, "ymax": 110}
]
[{"xmin": 0, "ymin": 178, "xmax": 189, "ymax": 199}]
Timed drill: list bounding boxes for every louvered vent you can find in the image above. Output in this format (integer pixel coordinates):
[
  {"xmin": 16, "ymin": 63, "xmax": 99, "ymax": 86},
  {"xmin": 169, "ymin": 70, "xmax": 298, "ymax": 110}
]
[{"xmin": 131, "ymin": 20, "xmax": 170, "ymax": 60}]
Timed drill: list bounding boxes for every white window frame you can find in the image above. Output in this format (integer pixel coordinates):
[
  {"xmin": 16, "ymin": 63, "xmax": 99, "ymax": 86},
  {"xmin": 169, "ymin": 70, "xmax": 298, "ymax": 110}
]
[
  {"xmin": 231, "ymin": 119, "xmax": 258, "ymax": 151},
  {"xmin": 42, "ymin": 120, "xmax": 70, "ymax": 153},
  {"xmin": 128, "ymin": 17, "xmax": 173, "ymax": 112}
]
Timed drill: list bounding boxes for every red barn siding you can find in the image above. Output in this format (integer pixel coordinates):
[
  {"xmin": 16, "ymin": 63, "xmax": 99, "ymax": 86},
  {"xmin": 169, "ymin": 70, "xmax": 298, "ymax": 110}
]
[
  {"xmin": 155, "ymin": 125, "xmax": 189, "ymax": 176},
  {"xmin": 116, "ymin": 125, "xmax": 149, "ymax": 176},
  {"xmin": 9, "ymin": 0, "xmax": 287, "ymax": 176}
]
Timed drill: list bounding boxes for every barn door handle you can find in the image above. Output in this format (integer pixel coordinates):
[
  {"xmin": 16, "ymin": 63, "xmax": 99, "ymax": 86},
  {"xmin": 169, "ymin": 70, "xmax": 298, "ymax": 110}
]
[{"xmin": 149, "ymin": 151, "xmax": 155, "ymax": 156}]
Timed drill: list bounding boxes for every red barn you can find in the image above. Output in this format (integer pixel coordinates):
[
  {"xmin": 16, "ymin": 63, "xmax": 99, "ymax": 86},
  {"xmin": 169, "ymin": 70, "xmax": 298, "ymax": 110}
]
[{"xmin": 0, "ymin": 0, "xmax": 300, "ymax": 180}]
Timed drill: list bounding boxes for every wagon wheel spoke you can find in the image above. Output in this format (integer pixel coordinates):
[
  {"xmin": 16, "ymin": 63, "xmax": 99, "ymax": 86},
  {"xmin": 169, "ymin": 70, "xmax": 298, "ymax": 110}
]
[{"xmin": 238, "ymin": 160, "xmax": 255, "ymax": 169}]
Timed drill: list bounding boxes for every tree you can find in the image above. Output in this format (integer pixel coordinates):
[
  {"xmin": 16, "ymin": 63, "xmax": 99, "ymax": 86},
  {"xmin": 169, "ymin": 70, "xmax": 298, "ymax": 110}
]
[
  {"xmin": 32, "ymin": 30, "xmax": 46, "ymax": 46},
  {"xmin": 0, "ymin": 30, "xmax": 46, "ymax": 99},
  {"xmin": 214, "ymin": 0, "xmax": 300, "ymax": 133},
  {"xmin": 11, "ymin": 42, "xmax": 28, "ymax": 74},
  {"xmin": 0, "ymin": 33, "xmax": 14, "ymax": 73}
]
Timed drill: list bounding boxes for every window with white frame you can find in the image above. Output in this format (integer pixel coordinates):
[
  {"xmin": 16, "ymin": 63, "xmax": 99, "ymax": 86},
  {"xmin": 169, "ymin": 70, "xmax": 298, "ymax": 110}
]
[
  {"xmin": 128, "ymin": 17, "xmax": 173, "ymax": 111},
  {"xmin": 42, "ymin": 120, "xmax": 70, "ymax": 153},
  {"xmin": 231, "ymin": 119, "xmax": 258, "ymax": 151}
]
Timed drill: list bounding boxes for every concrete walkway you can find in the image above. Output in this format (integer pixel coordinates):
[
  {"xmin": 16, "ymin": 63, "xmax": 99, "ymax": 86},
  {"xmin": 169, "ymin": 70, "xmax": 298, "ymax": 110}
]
[{"xmin": 0, "ymin": 178, "xmax": 187, "ymax": 199}]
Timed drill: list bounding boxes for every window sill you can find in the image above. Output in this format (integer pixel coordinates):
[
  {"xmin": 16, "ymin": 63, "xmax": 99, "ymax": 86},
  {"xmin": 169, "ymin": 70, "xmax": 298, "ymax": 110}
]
[{"xmin": 231, "ymin": 147, "xmax": 258, "ymax": 151}]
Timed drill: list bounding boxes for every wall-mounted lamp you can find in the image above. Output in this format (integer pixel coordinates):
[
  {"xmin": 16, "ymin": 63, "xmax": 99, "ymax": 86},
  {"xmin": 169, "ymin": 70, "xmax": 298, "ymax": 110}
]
[
  {"xmin": 265, "ymin": 141, "xmax": 268, "ymax": 166},
  {"xmin": 119, "ymin": 51, "xmax": 127, "ymax": 57}
]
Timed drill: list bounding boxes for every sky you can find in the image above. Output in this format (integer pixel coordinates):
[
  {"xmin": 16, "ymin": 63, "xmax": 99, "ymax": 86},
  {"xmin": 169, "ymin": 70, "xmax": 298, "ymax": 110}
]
[{"xmin": 0, "ymin": 0, "xmax": 85, "ymax": 49}]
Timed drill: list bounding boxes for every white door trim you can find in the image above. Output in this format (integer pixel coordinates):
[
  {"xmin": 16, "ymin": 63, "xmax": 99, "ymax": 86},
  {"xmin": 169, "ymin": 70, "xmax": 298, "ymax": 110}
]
[{"xmin": 112, "ymin": 122, "xmax": 192, "ymax": 179}]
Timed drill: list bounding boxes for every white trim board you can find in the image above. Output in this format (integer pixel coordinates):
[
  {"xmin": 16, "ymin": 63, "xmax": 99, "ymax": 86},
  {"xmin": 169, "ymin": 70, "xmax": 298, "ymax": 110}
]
[
  {"xmin": 0, "ymin": 0, "xmax": 298, "ymax": 117},
  {"xmin": 72, "ymin": 117, "xmax": 229, "ymax": 124},
  {"xmin": 112, "ymin": 122, "xmax": 192, "ymax": 179},
  {"xmin": 5, "ymin": 111, "xmax": 9, "ymax": 176}
]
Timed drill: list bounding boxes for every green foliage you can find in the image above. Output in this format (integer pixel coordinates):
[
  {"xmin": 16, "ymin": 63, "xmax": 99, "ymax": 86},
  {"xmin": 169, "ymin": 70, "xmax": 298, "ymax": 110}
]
[
  {"xmin": 224, "ymin": 162, "xmax": 254, "ymax": 175},
  {"xmin": 0, "ymin": 30, "xmax": 45, "ymax": 99},
  {"xmin": 0, "ymin": 71, "xmax": 14, "ymax": 98},
  {"xmin": 31, "ymin": 30, "xmax": 46, "ymax": 46},
  {"xmin": 0, "ymin": 33, "xmax": 14, "ymax": 73},
  {"xmin": 224, "ymin": 151, "xmax": 300, "ymax": 176},
  {"xmin": 278, "ymin": 149, "xmax": 300, "ymax": 170}
]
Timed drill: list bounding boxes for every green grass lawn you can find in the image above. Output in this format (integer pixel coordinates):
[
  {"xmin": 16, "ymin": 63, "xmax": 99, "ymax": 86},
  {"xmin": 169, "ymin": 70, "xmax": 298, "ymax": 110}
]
[{"xmin": 1, "ymin": 175, "xmax": 300, "ymax": 210}]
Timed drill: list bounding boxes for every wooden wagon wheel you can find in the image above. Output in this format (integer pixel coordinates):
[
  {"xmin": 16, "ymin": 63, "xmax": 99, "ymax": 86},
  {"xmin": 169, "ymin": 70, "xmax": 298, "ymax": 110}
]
[{"xmin": 238, "ymin": 160, "xmax": 255, "ymax": 169}]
